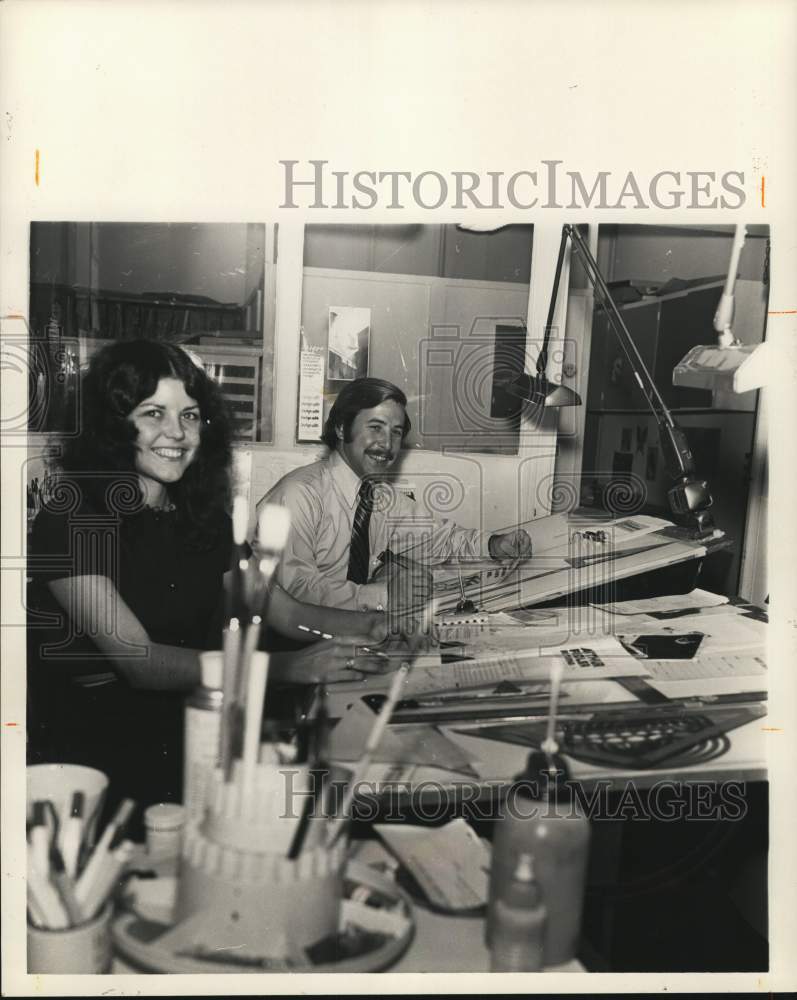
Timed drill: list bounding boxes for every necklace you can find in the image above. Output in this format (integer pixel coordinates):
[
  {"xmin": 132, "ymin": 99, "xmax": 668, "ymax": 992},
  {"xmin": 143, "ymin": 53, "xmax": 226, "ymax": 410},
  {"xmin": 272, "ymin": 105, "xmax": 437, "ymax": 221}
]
[{"xmin": 146, "ymin": 501, "xmax": 177, "ymax": 513}]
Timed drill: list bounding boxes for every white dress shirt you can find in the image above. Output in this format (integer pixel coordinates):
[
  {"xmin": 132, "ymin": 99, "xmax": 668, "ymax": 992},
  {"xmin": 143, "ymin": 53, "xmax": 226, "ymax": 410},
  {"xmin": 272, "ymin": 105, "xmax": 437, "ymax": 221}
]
[{"xmin": 260, "ymin": 450, "xmax": 487, "ymax": 610}]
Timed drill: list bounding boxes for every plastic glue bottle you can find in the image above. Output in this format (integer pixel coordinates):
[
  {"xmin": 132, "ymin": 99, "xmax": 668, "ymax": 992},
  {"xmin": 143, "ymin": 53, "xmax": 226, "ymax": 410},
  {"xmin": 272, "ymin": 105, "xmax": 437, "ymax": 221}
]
[
  {"xmin": 489, "ymin": 852, "xmax": 546, "ymax": 972},
  {"xmin": 487, "ymin": 750, "xmax": 590, "ymax": 967}
]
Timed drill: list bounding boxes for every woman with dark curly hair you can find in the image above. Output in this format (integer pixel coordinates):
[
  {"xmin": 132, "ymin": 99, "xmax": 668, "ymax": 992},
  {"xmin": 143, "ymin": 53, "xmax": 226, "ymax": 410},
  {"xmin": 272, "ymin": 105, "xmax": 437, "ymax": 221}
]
[{"xmin": 27, "ymin": 339, "xmax": 387, "ymax": 811}]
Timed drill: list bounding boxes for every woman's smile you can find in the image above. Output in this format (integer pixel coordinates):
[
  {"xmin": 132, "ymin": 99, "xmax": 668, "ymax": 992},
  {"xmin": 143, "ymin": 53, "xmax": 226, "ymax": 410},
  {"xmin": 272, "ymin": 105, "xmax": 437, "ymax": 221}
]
[{"xmin": 151, "ymin": 446, "xmax": 191, "ymax": 461}]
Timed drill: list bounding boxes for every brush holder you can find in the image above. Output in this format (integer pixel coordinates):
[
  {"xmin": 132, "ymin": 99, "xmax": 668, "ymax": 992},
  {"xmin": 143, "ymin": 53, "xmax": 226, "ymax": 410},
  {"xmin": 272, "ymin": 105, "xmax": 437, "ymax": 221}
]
[{"xmin": 174, "ymin": 761, "xmax": 346, "ymax": 962}]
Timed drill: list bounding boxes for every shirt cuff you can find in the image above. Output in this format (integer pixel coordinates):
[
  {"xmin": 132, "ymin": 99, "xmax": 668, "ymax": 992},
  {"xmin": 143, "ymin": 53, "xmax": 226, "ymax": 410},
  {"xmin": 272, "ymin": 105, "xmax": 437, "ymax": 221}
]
[{"xmin": 356, "ymin": 581, "xmax": 388, "ymax": 612}]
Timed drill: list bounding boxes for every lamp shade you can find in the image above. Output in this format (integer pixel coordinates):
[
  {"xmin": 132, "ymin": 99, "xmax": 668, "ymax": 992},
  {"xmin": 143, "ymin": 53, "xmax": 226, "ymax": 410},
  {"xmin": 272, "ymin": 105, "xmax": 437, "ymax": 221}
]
[
  {"xmin": 672, "ymin": 342, "xmax": 768, "ymax": 394},
  {"xmin": 502, "ymin": 373, "xmax": 582, "ymax": 408}
]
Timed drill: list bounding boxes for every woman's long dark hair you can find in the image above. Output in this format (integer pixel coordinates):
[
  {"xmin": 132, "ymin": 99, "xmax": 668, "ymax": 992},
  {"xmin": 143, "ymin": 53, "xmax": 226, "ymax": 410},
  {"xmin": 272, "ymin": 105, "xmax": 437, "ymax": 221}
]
[{"xmin": 57, "ymin": 339, "xmax": 232, "ymax": 547}]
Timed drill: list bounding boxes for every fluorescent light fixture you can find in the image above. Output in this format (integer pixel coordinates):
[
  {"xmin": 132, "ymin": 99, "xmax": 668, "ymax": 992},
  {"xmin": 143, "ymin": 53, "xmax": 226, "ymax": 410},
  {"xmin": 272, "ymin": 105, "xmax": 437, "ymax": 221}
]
[
  {"xmin": 672, "ymin": 224, "xmax": 769, "ymax": 394},
  {"xmin": 673, "ymin": 340, "xmax": 768, "ymax": 394}
]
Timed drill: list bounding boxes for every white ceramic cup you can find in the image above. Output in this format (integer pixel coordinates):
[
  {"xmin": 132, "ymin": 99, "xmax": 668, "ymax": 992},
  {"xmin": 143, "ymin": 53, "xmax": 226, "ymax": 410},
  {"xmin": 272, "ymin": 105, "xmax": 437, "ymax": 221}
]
[
  {"xmin": 27, "ymin": 763, "xmax": 109, "ymax": 846},
  {"xmin": 27, "ymin": 903, "xmax": 112, "ymax": 973}
]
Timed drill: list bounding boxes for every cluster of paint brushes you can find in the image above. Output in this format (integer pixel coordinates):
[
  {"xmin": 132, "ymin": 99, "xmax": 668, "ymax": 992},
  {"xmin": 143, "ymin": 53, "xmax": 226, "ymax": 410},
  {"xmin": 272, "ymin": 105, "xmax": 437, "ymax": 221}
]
[
  {"xmin": 215, "ymin": 496, "xmax": 413, "ymax": 860},
  {"xmin": 218, "ymin": 498, "xmax": 291, "ymax": 785},
  {"xmin": 287, "ymin": 663, "xmax": 410, "ymax": 858},
  {"xmin": 27, "ymin": 796, "xmax": 136, "ymax": 930}
]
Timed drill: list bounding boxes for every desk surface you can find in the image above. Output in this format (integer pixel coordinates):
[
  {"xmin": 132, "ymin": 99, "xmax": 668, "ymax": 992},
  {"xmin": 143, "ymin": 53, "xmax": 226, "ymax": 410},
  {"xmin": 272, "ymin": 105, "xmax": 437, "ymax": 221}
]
[
  {"xmin": 339, "ymin": 593, "xmax": 768, "ymax": 795},
  {"xmin": 112, "ymin": 880, "xmax": 585, "ymax": 975},
  {"xmin": 443, "ymin": 714, "xmax": 767, "ymax": 790}
]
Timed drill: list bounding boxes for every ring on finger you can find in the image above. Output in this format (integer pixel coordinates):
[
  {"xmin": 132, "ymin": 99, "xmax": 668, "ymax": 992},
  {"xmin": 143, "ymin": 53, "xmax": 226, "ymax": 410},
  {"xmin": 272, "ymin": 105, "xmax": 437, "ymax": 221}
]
[{"xmin": 345, "ymin": 657, "xmax": 355, "ymax": 669}]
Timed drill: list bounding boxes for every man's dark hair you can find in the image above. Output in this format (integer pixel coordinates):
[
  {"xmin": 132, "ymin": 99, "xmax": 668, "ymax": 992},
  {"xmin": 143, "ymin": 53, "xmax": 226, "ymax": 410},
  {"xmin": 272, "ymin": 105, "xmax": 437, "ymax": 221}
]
[{"xmin": 322, "ymin": 377, "xmax": 411, "ymax": 450}]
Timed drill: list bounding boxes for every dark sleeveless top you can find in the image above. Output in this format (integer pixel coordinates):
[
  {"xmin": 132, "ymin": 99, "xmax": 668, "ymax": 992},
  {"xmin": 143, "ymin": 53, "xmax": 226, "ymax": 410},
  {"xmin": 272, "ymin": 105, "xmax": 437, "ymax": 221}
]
[{"xmin": 27, "ymin": 496, "xmax": 232, "ymax": 816}]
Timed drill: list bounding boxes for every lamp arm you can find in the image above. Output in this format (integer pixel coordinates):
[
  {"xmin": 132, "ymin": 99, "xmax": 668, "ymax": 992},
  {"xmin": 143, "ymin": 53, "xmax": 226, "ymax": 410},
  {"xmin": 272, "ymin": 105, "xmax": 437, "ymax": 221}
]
[
  {"xmin": 563, "ymin": 226, "xmax": 713, "ymax": 532},
  {"xmin": 538, "ymin": 225, "xmax": 571, "ymax": 377},
  {"xmin": 566, "ymin": 227, "xmax": 674, "ymax": 428}
]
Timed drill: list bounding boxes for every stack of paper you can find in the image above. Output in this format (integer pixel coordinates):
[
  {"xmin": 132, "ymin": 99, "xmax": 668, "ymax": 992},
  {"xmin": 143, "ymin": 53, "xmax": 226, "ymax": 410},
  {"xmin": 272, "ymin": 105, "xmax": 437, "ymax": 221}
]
[{"xmin": 433, "ymin": 514, "xmax": 713, "ymax": 614}]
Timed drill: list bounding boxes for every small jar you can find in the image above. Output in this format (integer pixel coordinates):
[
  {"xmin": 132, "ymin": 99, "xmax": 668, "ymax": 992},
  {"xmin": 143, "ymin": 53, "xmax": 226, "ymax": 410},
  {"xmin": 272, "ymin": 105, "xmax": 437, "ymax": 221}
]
[{"xmin": 144, "ymin": 803, "xmax": 186, "ymax": 862}]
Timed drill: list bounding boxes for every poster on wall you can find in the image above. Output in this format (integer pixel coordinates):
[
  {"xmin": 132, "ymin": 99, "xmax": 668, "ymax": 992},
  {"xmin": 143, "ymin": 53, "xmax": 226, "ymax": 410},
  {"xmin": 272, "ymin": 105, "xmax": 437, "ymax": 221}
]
[
  {"xmin": 327, "ymin": 305, "xmax": 370, "ymax": 381},
  {"xmin": 297, "ymin": 346, "xmax": 325, "ymax": 441}
]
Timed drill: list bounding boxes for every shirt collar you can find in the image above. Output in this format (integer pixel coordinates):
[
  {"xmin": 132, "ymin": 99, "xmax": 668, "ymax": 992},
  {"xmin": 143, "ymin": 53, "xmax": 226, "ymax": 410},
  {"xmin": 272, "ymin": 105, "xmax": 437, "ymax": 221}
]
[{"xmin": 328, "ymin": 450, "xmax": 362, "ymax": 508}]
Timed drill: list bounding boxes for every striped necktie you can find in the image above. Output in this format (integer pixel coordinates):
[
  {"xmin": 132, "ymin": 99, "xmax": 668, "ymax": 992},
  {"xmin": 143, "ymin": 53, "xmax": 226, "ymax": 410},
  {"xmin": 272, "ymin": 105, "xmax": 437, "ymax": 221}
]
[{"xmin": 347, "ymin": 480, "xmax": 375, "ymax": 584}]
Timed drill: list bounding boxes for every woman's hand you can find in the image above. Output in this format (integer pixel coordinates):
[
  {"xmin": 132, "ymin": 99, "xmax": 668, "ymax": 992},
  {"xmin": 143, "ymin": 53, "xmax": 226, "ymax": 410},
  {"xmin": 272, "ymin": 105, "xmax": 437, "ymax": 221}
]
[{"xmin": 271, "ymin": 636, "xmax": 395, "ymax": 685}]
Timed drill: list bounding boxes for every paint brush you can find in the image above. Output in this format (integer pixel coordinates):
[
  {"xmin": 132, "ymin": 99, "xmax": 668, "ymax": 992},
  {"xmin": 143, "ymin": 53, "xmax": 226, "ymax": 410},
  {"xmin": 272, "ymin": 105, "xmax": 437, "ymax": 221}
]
[
  {"xmin": 287, "ymin": 686, "xmax": 330, "ymax": 859},
  {"xmin": 238, "ymin": 504, "xmax": 291, "ymax": 698},
  {"xmin": 220, "ymin": 495, "xmax": 250, "ymax": 778},
  {"xmin": 541, "ymin": 660, "xmax": 565, "ymax": 756},
  {"xmin": 328, "ymin": 664, "xmax": 409, "ymax": 847},
  {"xmin": 241, "ymin": 652, "xmax": 270, "ymax": 787},
  {"xmin": 231, "ymin": 504, "xmax": 291, "ymax": 766}
]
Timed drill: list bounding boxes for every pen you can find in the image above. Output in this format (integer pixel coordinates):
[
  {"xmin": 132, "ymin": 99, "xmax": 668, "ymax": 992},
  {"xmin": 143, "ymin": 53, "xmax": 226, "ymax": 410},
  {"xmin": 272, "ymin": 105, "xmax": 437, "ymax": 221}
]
[{"xmin": 60, "ymin": 791, "xmax": 85, "ymax": 878}]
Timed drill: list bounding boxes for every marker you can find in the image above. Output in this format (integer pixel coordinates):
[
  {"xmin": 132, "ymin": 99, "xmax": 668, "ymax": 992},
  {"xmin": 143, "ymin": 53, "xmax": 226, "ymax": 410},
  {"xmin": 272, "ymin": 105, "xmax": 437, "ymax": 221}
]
[
  {"xmin": 60, "ymin": 791, "xmax": 85, "ymax": 878},
  {"xmin": 75, "ymin": 798, "xmax": 136, "ymax": 909},
  {"xmin": 29, "ymin": 801, "xmax": 51, "ymax": 878},
  {"xmin": 49, "ymin": 849, "xmax": 85, "ymax": 926},
  {"xmin": 81, "ymin": 839, "xmax": 136, "ymax": 921},
  {"xmin": 27, "ymin": 843, "xmax": 69, "ymax": 930}
]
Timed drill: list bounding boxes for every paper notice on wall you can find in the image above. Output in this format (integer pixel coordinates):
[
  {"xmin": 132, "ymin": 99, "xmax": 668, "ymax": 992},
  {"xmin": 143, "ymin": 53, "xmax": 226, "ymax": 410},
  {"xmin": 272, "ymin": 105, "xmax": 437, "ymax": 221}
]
[{"xmin": 297, "ymin": 348, "xmax": 325, "ymax": 441}]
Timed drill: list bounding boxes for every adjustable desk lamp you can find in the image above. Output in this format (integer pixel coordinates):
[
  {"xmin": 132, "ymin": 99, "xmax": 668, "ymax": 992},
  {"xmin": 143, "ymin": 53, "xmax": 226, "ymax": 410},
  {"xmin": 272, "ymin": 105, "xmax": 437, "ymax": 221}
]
[
  {"xmin": 496, "ymin": 224, "xmax": 716, "ymax": 537},
  {"xmin": 672, "ymin": 224, "xmax": 770, "ymax": 395}
]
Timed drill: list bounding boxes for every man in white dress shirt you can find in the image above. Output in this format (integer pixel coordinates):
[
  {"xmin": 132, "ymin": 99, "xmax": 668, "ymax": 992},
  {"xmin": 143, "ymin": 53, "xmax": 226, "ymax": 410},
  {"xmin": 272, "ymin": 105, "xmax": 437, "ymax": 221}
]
[{"xmin": 259, "ymin": 378, "xmax": 532, "ymax": 613}]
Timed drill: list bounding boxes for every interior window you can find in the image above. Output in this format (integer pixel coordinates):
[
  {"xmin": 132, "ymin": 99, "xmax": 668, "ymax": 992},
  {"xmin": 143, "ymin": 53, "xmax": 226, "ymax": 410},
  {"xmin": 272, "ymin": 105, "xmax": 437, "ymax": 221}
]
[
  {"xmin": 298, "ymin": 224, "xmax": 534, "ymax": 455},
  {"xmin": 28, "ymin": 222, "xmax": 275, "ymax": 442}
]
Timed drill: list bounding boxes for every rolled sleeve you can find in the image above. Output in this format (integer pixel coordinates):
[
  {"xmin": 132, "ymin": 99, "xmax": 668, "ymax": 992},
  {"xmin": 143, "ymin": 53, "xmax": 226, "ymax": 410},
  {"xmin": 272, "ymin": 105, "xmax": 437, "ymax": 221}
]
[{"xmin": 383, "ymin": 489, "xmax": 487, "ymax": 565}]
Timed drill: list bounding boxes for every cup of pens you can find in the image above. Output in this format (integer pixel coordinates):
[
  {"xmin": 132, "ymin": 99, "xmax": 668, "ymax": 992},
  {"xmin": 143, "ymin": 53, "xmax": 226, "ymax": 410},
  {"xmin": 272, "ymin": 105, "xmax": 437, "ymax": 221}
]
[{"xmin": 27, "ymin": 765, "xmax": 137, "ymax": 974}]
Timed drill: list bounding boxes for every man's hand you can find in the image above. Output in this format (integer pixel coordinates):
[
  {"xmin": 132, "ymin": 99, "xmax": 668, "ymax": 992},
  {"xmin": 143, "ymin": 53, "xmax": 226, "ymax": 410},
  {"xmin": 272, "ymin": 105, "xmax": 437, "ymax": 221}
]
[
  {"xmin": 372, "ymin": 552, "xmax": 434, "ymax": 636},
  {"xmin": 488, "ymin": 527, "xmax": 533, "ymax": 561}
]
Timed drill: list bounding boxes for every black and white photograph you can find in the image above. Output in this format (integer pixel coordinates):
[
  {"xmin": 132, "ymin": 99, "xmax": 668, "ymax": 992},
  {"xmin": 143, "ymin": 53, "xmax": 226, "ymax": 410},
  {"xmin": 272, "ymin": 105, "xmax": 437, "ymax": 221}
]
[{"xmin": 1, "ymin": 2, "xmax": 795, "ymax": 996}]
